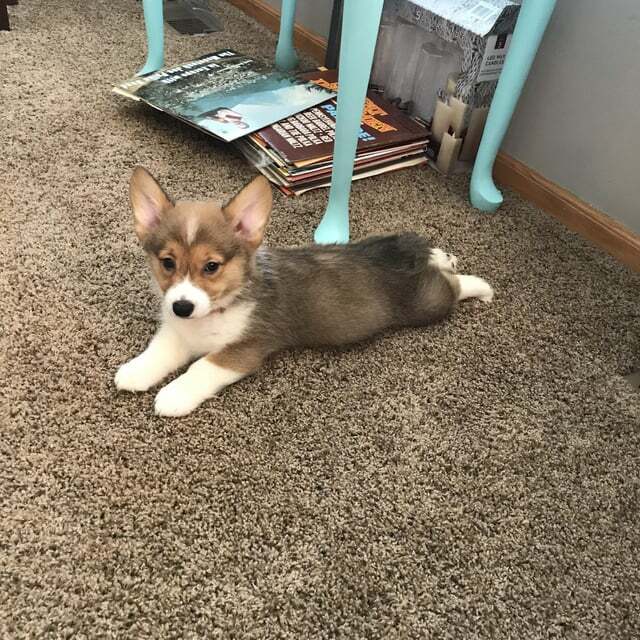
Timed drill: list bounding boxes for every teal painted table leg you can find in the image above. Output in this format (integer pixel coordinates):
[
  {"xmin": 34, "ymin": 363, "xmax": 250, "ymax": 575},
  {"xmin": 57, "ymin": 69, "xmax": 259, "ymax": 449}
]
[
  {"xmin": 275, "ymin": 0, "xmax": 299, "ymax": 71},
  {"xmin": 314, "ymin": 0, "xmax": 384, "ymax": 244},
  {"xmin": 138, "ymin": 0, "xmax": 164, "ymax": 76},
  {"xmin": 470, "ymin": 0, "xmax": 556, "ymax": 211}
]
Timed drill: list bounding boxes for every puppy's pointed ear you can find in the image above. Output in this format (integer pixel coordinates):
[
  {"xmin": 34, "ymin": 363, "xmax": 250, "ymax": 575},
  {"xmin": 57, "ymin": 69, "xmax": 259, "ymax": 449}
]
[
  {"xmin": 224, "ymin": 176, "xmax": 272, "ymax": 249},
  {"xmin": 129, "ymin": 167, "xmax": 173, "ymax": 241}
]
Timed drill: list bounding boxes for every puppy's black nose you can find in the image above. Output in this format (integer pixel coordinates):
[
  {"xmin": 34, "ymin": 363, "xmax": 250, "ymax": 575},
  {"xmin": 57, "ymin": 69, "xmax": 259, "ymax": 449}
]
[{"xmin": 172, "ymin": 300, "xmax": 194, "ymax": 318}]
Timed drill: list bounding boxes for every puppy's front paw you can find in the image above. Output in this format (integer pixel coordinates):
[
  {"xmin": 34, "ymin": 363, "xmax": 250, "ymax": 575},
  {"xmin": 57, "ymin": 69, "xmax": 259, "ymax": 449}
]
[
  {"xmin": 114, "ymin": 357, "xmax": 157, "ymax": 392},
  {"xmin": 154, "ymin": 378, "xmax": 203, "ymax": 417}
]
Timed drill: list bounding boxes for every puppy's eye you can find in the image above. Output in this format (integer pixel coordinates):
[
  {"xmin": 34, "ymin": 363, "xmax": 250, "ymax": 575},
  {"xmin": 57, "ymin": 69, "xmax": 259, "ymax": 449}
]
[
  {"xmin": 161, "ymin": 257, "xmax": 175, "ymax": 271},
  {"xmin": 204, "ymin": 261, "xmax": 220, "ymax": 274}
]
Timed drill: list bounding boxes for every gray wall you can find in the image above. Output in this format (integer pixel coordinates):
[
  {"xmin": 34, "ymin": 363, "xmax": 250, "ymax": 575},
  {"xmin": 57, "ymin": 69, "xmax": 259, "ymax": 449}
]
[
  {"xmin": 263, "ymin": 0, "xmax": 332, "ymax": 39},
  {"xmin": 502, "ymin": 0, "xmax": 640, "ymax": 234},
  {"xmin": 263, "ymin": 0, "xmax": 640, "ymax": 234}
]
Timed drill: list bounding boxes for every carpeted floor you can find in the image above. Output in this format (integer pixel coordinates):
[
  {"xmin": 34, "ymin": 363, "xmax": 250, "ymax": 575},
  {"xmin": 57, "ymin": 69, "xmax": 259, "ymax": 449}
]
[{"xmin": 2, "ymin": 1, "xmax": 640, "ymax": 638}]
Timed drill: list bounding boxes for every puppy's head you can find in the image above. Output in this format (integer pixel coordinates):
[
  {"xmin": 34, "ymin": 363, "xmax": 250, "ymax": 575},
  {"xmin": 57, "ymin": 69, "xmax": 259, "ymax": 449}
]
[{"xmin": 129, "ymin": 167, "xmax": 272, "ymax": 319}]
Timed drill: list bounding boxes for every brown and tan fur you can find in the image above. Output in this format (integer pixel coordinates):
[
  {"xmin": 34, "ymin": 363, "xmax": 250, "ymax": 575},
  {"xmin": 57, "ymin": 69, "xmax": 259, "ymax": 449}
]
[{"xmin": 114, "ymin": 167, "xmax": 494, "ymax": 416}]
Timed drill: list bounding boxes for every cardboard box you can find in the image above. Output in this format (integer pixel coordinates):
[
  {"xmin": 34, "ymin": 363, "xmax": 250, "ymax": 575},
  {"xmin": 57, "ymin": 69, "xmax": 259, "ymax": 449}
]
[{"xmin": 381, "ymin": 0, "xmax": 521, "ymax": 171}]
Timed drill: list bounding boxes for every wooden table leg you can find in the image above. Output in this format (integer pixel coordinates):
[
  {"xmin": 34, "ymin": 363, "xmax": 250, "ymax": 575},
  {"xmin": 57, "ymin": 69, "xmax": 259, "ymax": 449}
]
[
  {"xmin": 469, "ymin": 0, "xmax": 557, "ymax": 211},
  {"xmin": 325, "ymin": 0, "xmax": 343, "ymax": 69},
  {"xmin": 275, "ymin": 0, "xmax": 298, "ymax": 71},
  {"xmin": 138, "ymin": 0, "xmax": 165, "ymax": 75},
  {"xmin": 0, "ymin": 1, "xmax": 10, "ymax": 31},
  {"xmin": 314, "ymin": 0, "xmax": 384, "ymax": 244}
]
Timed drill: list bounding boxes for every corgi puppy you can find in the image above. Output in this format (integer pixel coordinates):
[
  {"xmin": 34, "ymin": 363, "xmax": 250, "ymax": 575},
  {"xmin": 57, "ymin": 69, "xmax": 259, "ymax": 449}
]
[{"xmin": 115, "ymin": 167, "xmax": 494, "ymax": 416}]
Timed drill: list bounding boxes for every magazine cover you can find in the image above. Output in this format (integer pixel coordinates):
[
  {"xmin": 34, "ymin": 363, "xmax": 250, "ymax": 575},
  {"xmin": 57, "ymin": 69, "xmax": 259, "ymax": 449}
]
[
  {"xmin": 114, "ymin": 50, "xmax": 335, "ymax": 142},
  {"xmin": 254, "ymin": 70, "xmax": 428, "ymax": 166}
]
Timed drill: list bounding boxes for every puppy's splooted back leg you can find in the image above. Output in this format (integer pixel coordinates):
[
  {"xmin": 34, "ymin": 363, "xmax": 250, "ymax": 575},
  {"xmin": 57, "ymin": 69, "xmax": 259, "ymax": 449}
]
[
  {"xmin": 427, "ymin": 248, "xmax": 493, "ymax": 304},
  {"xmin": 456, "ymin": 274, "xmax": 494, "ymax": 303}
]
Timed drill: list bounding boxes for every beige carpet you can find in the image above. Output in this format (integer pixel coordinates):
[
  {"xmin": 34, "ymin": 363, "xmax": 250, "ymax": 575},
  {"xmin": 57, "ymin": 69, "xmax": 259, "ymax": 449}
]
[{"xmin": 2, "ymin": 1, "xmax": 640, "ymax": 637}]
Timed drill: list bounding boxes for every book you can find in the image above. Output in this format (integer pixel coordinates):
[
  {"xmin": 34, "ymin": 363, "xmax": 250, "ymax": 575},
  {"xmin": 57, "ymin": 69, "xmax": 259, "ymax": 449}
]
[
  {"xmin": 252, "ymin": 69, "xmax": 429, "ymax": 167},
  {"xmin": 270, "ymin": 155, "xmax": 428, "ymax": 197},
  {"xmin": 113, "ymin": 50, "xmax": 336, "ymax": 142},
  {"xmin": 236, "ymin": 69, "xmax": 429, "ymax": 196}
]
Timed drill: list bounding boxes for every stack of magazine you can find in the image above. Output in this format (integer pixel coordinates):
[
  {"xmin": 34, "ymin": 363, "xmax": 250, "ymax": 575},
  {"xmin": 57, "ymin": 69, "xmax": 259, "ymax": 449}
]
[
  {"xmin": 114, "ymin": 52, "xmax": 428, "ymax": 196},
  {"xmin": 236, "ymin": 70, "xmax": 429, "ymax": 196}
]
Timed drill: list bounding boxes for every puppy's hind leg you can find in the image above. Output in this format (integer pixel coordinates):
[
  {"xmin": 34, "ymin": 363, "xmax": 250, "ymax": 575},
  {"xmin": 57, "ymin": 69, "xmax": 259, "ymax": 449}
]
[
  {"xmin": 428, "ymin": 248, "xmax": 458, "ymax": 272},
  {"xmin": 455, "ymin": 274, "xmax": 494, "ymax": 303}
]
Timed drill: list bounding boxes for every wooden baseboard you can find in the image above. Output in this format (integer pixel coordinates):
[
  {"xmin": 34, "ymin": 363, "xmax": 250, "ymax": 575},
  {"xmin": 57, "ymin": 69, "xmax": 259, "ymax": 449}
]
[
  {"xmin": 229, "ymin": 0, "xmax": 640, "ymax": 272},
  {"xmin": 226, "ymin": 0, "xmax": 327, "ymax": 62},
  {"xmin": 494, "ymin": 153, "xmax": 640, "ymax": 272}
]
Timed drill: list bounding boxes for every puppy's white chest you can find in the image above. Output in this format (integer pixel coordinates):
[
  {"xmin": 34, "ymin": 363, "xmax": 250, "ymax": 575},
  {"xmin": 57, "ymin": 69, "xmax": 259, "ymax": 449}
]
[{"xmin": 166, "ymin": 301, "xmax": 255, "ymax": 357}]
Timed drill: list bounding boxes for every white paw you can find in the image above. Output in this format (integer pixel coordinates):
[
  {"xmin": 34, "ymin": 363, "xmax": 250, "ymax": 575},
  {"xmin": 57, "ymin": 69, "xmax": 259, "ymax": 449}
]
[
  {"xmin": 479, "ymin": 286, "xmax": 494, "ymax": 303},
  {"xmin": 154, "ymin": 378, "xmax": 202, "ymax": 417},
  {"xmin": 429, "ymin": 248, "xmax": 458, "ymax": 272},
  {"xmin": 456, "ymin": 274, "xmax": 495, "ymax": 304},
  {"xmin": 114, "ymin": 357, "xmax": 157, "ymax": 392}
]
